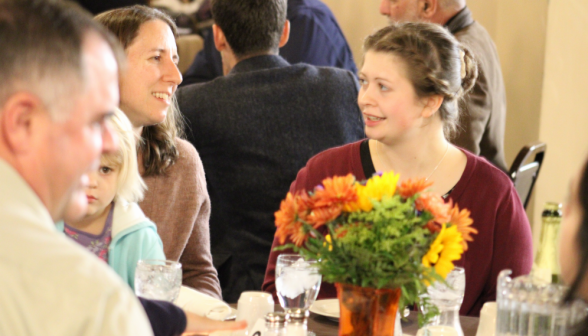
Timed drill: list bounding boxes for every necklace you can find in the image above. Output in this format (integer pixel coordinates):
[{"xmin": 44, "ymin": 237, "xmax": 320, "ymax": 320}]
[
  {"xmin": 376, "ymin": 141, "xmax": 450, "ymax": 181},
  {"xmin": 425, "ymin": 142, "xmax": 449, "ymax": 181}
]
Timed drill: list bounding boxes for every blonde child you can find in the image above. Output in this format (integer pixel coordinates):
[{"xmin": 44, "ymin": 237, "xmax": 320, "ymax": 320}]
[{"xmin": 57, "ymin": 108, "xmax": 165, "ymax": 289}]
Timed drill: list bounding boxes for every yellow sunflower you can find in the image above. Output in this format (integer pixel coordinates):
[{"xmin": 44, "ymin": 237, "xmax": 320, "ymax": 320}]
[
  {"xmin": 354, "ymin": 171, "xmax": 400, "ymax": 212},
  {"xmin": 422, "ymin": 224, "xmax": 464, "ymax": 279}
]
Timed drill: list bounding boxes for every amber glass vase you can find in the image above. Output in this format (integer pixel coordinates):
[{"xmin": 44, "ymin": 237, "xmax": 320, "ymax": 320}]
[{"xmin": 335, "ymin": 283, "xmax": 401, "ymax": 336}]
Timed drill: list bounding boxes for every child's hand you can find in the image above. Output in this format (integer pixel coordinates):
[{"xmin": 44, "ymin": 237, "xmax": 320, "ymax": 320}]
[{"xmin": 182, "ymin": 311, "xmax": 247, "ymax": 335}]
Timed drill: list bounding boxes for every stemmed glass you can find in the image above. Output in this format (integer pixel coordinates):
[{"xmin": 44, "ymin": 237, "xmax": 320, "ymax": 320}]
[
  {"xmin": 134, "ymin": 259, "xmax": 182, "ymax": 302},
  {"xmin": 275, "ymin": 254, "xmax": 322, "ymax": 317}
]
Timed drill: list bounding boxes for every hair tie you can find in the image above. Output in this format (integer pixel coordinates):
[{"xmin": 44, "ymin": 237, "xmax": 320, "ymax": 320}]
[{"xmin": 460, "ymin": 50, "xmax": 466, "ymax": 79}]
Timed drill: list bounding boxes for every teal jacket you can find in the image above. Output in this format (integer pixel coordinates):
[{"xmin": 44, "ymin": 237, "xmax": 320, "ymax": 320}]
[{"xmin": 57, "ymin": 201, "xmax": 165, "ymax": 290}]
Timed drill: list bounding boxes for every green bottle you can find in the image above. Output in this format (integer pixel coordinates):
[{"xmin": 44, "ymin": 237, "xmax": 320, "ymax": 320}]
[{"xmin": 535, "ymin": 202, "xmax": 563, "ymax": 283}]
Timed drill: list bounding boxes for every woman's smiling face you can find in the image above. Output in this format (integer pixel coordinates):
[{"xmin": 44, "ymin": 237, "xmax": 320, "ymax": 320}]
[
  {"xmin": 118, "ymin": 19, "xmax": 182, "ymax": 128},
  {"xmin": 358, "ymin": 51, "xmax": 426, "ymax": 143}
]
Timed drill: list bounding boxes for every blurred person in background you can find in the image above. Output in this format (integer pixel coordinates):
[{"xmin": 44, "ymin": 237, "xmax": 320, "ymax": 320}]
[
  {"xmin": 560, "ymin": 155, "xmax": 588, "ymax": 335},
  {"xmin": 181, "ymin": 0, "xmax": 357, "ymax": 85}
]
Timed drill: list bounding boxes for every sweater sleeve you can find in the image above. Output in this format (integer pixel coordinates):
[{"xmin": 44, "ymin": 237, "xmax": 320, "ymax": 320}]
[
  {"xmin": 139, "ymin": 297, "xmax": 187, "ymax": 336},
  {"xmin": 178, "ymin": 142, "xmax": 223, "ymax": 299},
  {"xmin": 483, "ymin": 187, "xmax": 533, "ymax": 305}
]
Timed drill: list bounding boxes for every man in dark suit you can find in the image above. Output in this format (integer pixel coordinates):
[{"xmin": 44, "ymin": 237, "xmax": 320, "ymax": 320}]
[
  {"xmin": 177, "ymin": 0, "xmax": 364, "ymax": 302},
  {"xmin": 181, "ymin": 0, "xmax": 357, "ymax": 86}
]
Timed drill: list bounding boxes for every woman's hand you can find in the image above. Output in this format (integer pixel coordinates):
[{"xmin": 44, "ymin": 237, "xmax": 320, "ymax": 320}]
[{"xmin": 182, "ymin": 311, "xmax": 247, "ymax": 335}]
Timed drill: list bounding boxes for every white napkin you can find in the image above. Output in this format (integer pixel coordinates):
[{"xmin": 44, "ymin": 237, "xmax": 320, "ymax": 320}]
[{"xmin": 175, "ymin": 286, "xmax": 232, "ymax": 321}]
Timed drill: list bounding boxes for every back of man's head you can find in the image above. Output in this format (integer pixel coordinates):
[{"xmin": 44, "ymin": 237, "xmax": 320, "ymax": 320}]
[
  {"xmin": 0, "ymin": 0, "xmax": 122, "ymax": 117},
  {"xmin": 211, "ymin": 0, "xmax": 287, "ymax": 59}
]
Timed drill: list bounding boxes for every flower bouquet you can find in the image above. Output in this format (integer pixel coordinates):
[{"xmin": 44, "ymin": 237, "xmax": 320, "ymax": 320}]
[{"xmin": 274, "ymin": 172, "xmax": 477, "ymax": 336}]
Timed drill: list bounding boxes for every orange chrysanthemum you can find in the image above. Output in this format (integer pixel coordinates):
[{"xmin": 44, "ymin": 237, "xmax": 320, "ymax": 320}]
[
  {"xmin": 313, "ymin": 174, "xmax": 357, "ymax": 210},
  {"xmin": 416, "ymin": 192, "xmax": 451, "ymax": 232},
  {"xmin": 295, "ymin": 192, "xmax": 314, "ymax": 217},
  {"xmin": 290, "ymin": 222, "xmax": 309, "ymax": 247},
  {"xmin": 306, "ymin": 204, "xmax": 343, "ymax": 229},
  {"xmin": 274, "ymin": 192, "xmax": 299, "ymax": 244},
  {"xmin": 448, "ymin": 204, "xmax": 478, "ymax": 251},
  {"xmin": 398, "ymin": 178, "xmax": 433, "ymax": 199},
  {"xmin": 274, "ymin": 192, "xmax": 314, "ymax": 244},
  {"xmin": 424, "ymin": 221, "xmax": 442, "ymax": 233}
]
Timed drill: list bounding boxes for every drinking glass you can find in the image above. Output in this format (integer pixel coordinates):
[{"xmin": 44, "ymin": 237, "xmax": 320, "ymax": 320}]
[
  {"xmin": 135, "ymin": 259, "xmax": 182, "ymax": 302},
  {"xmin": 420, "ymin": 267, "xmax": 466, "ymax": 336},
  {"xmin": 275, "ymin": 254, "xmax": 322, "ymax": 316},
  {"xmin": 495, "ymin": 269, "xmax": 588, "ymax": 336}
]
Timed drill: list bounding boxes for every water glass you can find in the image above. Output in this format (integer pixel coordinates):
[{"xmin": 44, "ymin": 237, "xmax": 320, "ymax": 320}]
[
  {"xmin": 275, "ymin": 254, "xmax": 322, "ymax": 315},
  {"xmin": 420, "ymin": 267, "xmax": 466, "ymax": 336},
  {"xmin": 495, "ymin": 269, "xmax": 588, "ymax": 336},
  {"xmin": 135, "ymin": 259, "xmax": 182, "ymax": 302}
]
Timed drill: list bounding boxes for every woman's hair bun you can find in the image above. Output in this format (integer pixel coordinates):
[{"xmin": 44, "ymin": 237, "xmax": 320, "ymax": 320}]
[{"xmin": 460, "ymin": 45, "xmax": 478, "ymax": 96}]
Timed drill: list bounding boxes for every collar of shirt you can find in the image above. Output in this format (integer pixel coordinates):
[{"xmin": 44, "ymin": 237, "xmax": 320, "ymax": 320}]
[
  {"xmin": 0, "ymin": 159, "xmax": 54, "ymax": 232},
  {"xmin": 229, "ymin": 54, "xmax": 291, "ymax": 76},
  {"xmin": 444, "ymin": 6, "xmax": 475, "ymax": 35}
]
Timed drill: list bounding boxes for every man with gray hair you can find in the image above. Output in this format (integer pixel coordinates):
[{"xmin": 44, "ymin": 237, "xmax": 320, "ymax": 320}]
[
  {"xmin": 379, "ymin": 0, "xmax": 508, "ymax": 172},
  {"xmin": 0, "ymin": 0, "xmax": 152, "ymax": 334}
]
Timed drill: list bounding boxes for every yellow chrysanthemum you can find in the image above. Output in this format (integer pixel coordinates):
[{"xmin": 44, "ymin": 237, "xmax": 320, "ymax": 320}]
[
  {"xmin": 354, "ymin": 171, "xmax": 400, "ymax": 212},
  {"xmin": 323, "ymin": 234, "xmax": 333, "ymax": 251},
  {"xmin": 354, "ymin": 183, "xmax": 373, "ymax": 212},
  {"xmin": 422, "ymin": 224, "xmax": 464, "ymax": 279}
]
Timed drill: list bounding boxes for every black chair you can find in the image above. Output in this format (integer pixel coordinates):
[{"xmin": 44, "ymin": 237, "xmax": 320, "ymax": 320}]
[{"xmin": 508, "ymin": 142, "xmax": 547, "ymax": 209}]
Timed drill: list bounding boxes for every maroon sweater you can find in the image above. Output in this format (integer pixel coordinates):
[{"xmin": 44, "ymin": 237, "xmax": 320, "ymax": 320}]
[{"xmin": 262, "ymin": 140, "xmax": 533, "ymax": 316}]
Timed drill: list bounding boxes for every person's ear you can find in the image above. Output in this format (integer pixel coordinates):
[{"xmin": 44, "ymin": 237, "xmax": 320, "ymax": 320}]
[
  {"xmin": 421, "ymin": 94, "xmax": 444, "ymax": 118},
  {"xmin": 212, "ymin": 24, "xmax": 229, "ymax": 52},
  {"xmin": 419, "ymin": 0, "xmax": 438, "ymax": 20},
  {"xmin": 278, "ymin": 20, "xmax": 290, "ymax": 48},
  {"xmin": 0, "ymin": 92, "xmax": 45, "ymax": 154}
]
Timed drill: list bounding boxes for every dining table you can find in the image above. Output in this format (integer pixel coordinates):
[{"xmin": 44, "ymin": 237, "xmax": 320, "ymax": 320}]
[{"xmin": 228, "ymin": 304, "xmax": 480, "ymax": 336}]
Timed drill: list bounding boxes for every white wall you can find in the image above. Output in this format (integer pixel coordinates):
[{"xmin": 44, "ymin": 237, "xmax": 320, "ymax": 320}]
[{"xmin": 534, "ymin": 0, "xmax": 588, "ymax": 238}]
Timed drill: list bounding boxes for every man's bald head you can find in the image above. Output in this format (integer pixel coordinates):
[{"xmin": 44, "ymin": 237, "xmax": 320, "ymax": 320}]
[{"xmin": 379, "ymin": 0, "xmax": 466, "ymax": 25}]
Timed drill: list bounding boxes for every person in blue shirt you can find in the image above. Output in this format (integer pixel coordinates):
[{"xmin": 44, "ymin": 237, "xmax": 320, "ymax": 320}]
[
  {"xmin": 181, "ymin": 0, "xmax": 357, "ymax": 85},
  {"xmin": 57, "ymin": 108, "xmax": 165, "ymax": 290}
]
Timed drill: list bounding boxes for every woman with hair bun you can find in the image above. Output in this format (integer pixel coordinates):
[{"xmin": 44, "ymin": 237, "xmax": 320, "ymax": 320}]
[{"xmin": 263, "ymin": 22, "xmax": 533, "ymax": 316}]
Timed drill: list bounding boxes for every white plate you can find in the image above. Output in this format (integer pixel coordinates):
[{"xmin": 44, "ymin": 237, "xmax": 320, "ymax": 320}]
[
  {"xmin": 310, "ymin": 299, "xmax": 340, "ymax": 320},
  {"xmin": 224, "ymin": 307, "xmax": 238, "ymax": 321}
]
